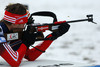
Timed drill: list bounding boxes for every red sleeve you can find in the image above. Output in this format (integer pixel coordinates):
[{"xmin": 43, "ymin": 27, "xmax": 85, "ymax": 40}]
[
  {"xmin": 24, "ymin": 34, "xmax": 54, "ymax": 61},
  {"xmin": 0, "ymin": 43, "xmax": 27, "ymax": 67}
]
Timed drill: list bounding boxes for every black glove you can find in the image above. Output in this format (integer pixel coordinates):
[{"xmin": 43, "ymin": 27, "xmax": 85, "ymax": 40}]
[
  {"xmin": 21, "ymin": 31, "xmax": 36, "ymax": 48},
  {"xmin": 46, "ymin": 23, "xmax": 70, "ymax": 40}
]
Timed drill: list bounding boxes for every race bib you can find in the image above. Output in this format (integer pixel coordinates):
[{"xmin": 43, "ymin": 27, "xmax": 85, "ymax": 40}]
[{"xmin": 7, "ymin": 33, "xmax": 18, "ymax": 41}]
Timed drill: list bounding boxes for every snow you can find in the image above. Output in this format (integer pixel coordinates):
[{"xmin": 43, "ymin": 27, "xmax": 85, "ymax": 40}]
[
  {"xmin": 0, "ymin": 0, "xmax": 100, "ymax": 66},
  {"xmin": 0, "ymin": 59, "xmax": 92, "ymax": 67}
]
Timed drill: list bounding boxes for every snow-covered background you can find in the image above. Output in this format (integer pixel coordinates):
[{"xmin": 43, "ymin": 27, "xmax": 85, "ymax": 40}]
[{"xmin": 0, "ymin": 0, "xmax": 100, "ymax": 66}]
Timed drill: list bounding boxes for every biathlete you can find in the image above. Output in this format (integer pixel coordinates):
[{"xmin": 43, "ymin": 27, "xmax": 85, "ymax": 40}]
[{"xmin": 0, "ymin": 3, "xmax": 70, "ymax": 67}]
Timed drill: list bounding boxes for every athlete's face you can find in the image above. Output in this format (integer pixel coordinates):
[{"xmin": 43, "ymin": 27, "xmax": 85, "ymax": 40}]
[
  {"xmin": 11, "ymin": 24, "xmax": 25, "ymax": 32},
  {"xmin": 13, "ymin": 24, "xmax": 25, "ymax": 28}
]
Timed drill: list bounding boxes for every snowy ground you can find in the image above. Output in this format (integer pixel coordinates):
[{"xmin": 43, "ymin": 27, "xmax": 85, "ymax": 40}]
[{"xmin": 0, "ymin": 0, "xmax": 100, "ymax": 66}]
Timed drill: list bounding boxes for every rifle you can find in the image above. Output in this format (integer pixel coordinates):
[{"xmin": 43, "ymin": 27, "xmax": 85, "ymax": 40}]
[
  {"xmin": 25, "ymin": 11, "xmax": 96, "ymax": 41},
  {"xmin": 4, "ymin": 11, "xmax": 96, "ymax": 42}
]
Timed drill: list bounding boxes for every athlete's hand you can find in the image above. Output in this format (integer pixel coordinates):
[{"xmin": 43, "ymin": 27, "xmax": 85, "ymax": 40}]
[
  {"xmin": 45, "ymin": 23, "xmax": 70, "ymax": 40},
  {"xmin": 21, "ymin": 31, "xmax": 36, "ymax": 48}
]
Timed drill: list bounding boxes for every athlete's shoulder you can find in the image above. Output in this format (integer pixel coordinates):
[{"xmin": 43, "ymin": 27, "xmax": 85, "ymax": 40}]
[
  {"xmin": 0, "ymin": 25, "xmax": 6, "ymax": 43},
  {"xmin": 0, "ymin": 25, "xmax": 4, "ymax": 35}
]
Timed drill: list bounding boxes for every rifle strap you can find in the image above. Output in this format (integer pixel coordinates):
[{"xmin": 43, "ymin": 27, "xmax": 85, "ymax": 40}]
[
  {"xmin": 10, "ymin": 40, "xmax": 22, "ymax": 47},
  {"xmin": 31, "ymin": 46, "xmax": 45, "ymax": 53}
]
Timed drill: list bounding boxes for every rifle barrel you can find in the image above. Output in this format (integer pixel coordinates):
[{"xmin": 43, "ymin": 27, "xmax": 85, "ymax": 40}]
[{"xmin": 67, "ymin": 19, "xmax": 88, "ymax": 23}]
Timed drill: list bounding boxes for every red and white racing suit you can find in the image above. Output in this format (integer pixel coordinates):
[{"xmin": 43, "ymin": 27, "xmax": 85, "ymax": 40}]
[{"xmin": 0, "ymin": 22, "xmax": 53, "ymax": 67}]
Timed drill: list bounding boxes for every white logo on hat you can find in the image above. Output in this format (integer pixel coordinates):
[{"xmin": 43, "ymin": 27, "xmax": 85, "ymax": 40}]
[{"xmin": 19, "ymin": 20, "xmax": 23, "ymax": 23}]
